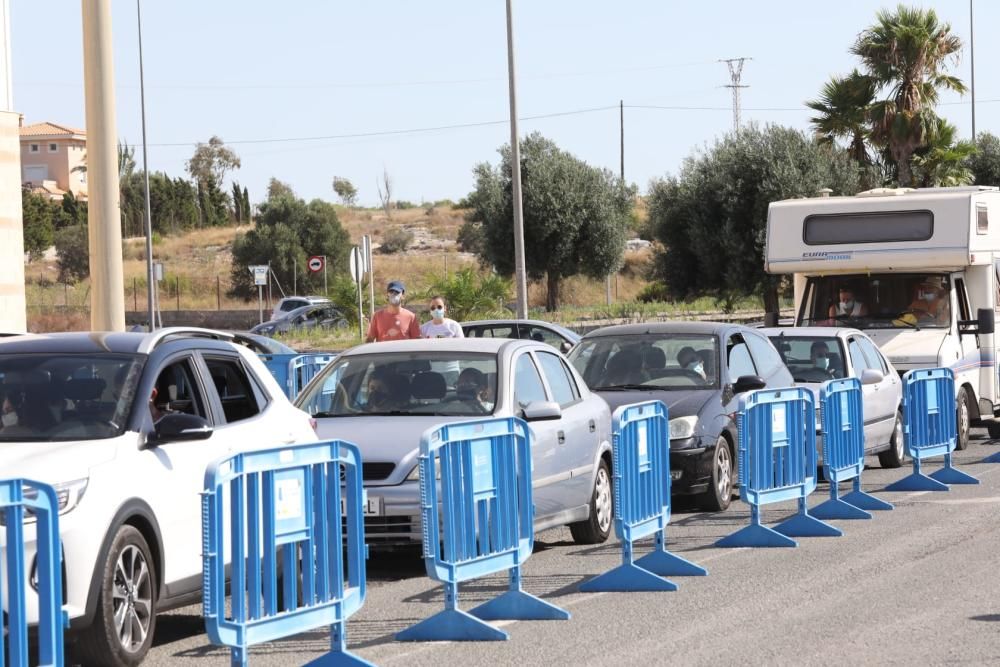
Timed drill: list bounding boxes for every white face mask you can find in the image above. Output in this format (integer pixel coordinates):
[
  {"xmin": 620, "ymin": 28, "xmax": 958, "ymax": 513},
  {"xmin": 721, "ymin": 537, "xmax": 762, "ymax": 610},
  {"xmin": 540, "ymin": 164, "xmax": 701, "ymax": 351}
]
[
  {"xmin": 922, "ymin": 292, "xmax": 936, "ymax": 302},
  {"xmin": 841, "ymin": 299, "xmax": 855, "ymax": 310},
  {"xmin": 815, "ymin": 356, "xmax": 830, "ymax": 370},
  {"xmin": 686, "ymin": 361, "xmax": 705, "ymax": 376},
  {"xmin": 2, "ymin": 412, "xmax": 17, "ymax": 428},
  {"xmin": 430, "ymin": 307, "xmax": 445, "ymax": 320},
  {"xmin": 388, "ymin": 293, "xmax": 402, "ymax": 306}
]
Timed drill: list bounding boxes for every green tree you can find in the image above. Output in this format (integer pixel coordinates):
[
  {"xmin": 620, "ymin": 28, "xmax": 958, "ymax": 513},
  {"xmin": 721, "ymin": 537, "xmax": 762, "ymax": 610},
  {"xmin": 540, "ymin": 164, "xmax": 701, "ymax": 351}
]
[
  {"xmin": 266, "ymin": 177, "xmax": 295, "ymax": 201},
  {"xmin": 967, "ymin": 132, "xmax": 1000, "ymax": 186},
  {"xmin": 911, "ymin": 118, "xmax": 975, "ymax": 187},
  {"xmin": 54, "ymin": 225, "xmax": 90, "ymax": 283},
  {"xmin": 197, "ymin": 179, "xmax": 230, "ymax": 228},
  {"xmin": 852, "ymin": 5, "xmax": 965, "ymax": 186},
  {"xmin": 242, "ymin": 186, "xmax": 251, "ymax": 222},
  {"xmin": 468, "ymin": 132, "xmax": 633, "ymax": 311},
  {"xmin": 648, "ymin": 124, "xmax": 860, "ymax": 312},
  {"xmin": 21, "ymin": 190, "xmax": 55, "ymax": 259},
  {"xmin": 59, "ymin": 192, "xmax": 87, "ymax": 227},
  {"xmin": 231, "ymin": 181, "xmax": 246, "ymax": 223},
  {"xmin": 186, "ymin": 136, "xmax": 241, "ymax": 188},
  {"xmin": 807, "ymin": 69, "xmax": 876, "ymax": 165},
  {"xmin": 426, "ymin": 268, "xmax": 511, "ymax": 321},
  {"xmin": 332, "ymin": 176, "xmax": 358, "ymax": 206},
  {"xmin": 229, "ymin": 195, "xmax": 350, "ymax": 299}
]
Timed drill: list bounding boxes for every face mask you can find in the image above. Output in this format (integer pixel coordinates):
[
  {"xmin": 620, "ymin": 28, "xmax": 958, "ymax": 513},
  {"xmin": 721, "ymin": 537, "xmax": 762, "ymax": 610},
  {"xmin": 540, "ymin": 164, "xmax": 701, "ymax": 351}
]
[
  {"xmin": 388, "ymin": 293, "xmax": 402, "ymax": 306},
  {"xmin": 842, "ymin": 299, "xmax": 855, "ymax": 310},
  {"xmin": 922, "ymin": 292, "xmax": 936, "ymax": 302},
  {"xmin": 430, "ymin": 307, "xmax": 445, "ymax": 319},
  {"xmin": 815, "ymin": 356, "xmax": 829, "ymax": 370},
  {"xmin": 686, "ymin": 361, "xmax": 704, "ymax": 376},
  {"xmin": 1, "ymin": 412, "xmax": 17, "ymax": 427},
  {"xmin": 369, "ymin": 389, "xmax": 388, "ymax": 406}
]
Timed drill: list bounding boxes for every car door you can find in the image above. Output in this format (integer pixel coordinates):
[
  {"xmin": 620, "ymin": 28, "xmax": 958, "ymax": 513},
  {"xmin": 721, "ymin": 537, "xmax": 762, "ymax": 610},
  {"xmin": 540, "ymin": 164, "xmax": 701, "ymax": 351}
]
[
  {"xmin": 856, "ymin": 335, "xmax": 899, "ymax": 446},
  {"xmin": 744, "ymin": 330, "xmax": 794, "ymax": 387},
  {"xmin": 845, "ymin": 336, "xmax": 884, "ymax": 452},
  {"xmin": 535, "ymin": 350, "xmax": 595, "ymax": 507},
  {"xmin": 512, "ymin": 352, "xmax": 562, "ymax": 519},
  {"xmin": 139, "ymin": 354, "xmax": 230, "ymax": 593}
]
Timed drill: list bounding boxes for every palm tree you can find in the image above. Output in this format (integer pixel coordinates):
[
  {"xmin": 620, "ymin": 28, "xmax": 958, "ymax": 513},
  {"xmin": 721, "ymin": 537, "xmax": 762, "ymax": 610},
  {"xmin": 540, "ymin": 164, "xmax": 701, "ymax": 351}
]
[
  {"xmin": 806, "ymin": 69, "xmax": 876, "ymax": 165},
  {"xmin": 851, "ymin": 5, "xmax": 966, "ymax": 186},
  {"xmin": 912, "ymin": 117, "xmax": 976, "ymax": 187},
  {"xmin": 71, "ymin": 141, "xmax": 136, "ymax": 179}
]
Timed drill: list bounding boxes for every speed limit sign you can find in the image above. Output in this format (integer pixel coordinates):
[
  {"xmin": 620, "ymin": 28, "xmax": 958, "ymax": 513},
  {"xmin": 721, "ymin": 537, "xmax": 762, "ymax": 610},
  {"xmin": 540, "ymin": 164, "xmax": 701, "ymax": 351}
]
[{"xmin": 307, "ymin": 255, "xmax": 324, "ymax": 273}]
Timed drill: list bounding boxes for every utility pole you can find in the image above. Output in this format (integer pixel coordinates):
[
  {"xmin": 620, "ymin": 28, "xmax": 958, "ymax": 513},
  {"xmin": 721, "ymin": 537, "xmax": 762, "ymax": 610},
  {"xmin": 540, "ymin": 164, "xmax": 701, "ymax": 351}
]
[
  {"xmin": 720, "ymin": 57, "xmax": 751, "ymax": 133},
  {"xmin": 607, "ymin": 100, "xmax": 624, "ymax": 306},
  {"xmin": 506, "ymin": 0, "xmax": 528, "ymax": 320},
  {"xmin": 970, "ymin": 0, "xmax": 976, "ymax": 141},
  {"xmin": 137, "ymin": 0, "xmax": 155, "ymax": 331}
]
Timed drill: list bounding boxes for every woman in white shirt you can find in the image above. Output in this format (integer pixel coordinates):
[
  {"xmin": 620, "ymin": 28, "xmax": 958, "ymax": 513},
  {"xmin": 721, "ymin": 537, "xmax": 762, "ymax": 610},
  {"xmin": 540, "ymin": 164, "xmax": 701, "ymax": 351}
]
[{"xmin": 421, "ymin": 296, "xmax": 464, "ymax": 339}]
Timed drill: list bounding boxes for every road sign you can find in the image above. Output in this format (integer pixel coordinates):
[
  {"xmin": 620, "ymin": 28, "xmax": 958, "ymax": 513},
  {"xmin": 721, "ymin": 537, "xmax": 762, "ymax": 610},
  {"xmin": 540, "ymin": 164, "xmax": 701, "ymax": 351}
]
[
  {"xmin": 307, "ymin": 255, "xmax": 324, "ymax": 273},
  {"xmin": 250, "ymin": 265, "xmax": 268, "ymax": 286},
  {"xmin": 349, "ymin": 247, "xmax": 363, "ymax": 283}
]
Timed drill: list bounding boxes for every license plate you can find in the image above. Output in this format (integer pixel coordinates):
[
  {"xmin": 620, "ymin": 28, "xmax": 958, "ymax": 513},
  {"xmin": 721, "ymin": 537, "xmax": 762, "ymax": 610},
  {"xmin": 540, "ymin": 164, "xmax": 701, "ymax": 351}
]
[{"xmin": 341, "ymin": 494, "xmax": 382, "ymax": 516}]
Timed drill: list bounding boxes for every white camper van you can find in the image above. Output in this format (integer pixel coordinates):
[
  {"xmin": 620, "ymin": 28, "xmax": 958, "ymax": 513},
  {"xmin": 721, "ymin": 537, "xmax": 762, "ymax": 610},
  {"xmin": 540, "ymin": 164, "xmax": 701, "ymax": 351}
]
[{"xmin": 764, "ymin": 186, "xmax": 1000, "ymax": 448}]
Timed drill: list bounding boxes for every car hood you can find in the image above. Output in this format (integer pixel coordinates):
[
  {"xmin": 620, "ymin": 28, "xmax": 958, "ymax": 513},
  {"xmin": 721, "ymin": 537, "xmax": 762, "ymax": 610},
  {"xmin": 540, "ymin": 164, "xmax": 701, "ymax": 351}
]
[
  {"xmin": 593, "ymin": 388, "xmax": 715, "ymax": 419},
  {"xmin": 0, "ymin": 434, "xmax": 129, "ymax": 483},
  {"xmin": 864, "ymin": 329, "xmax": 945, "ymax": 368},
  {"xmin": 314, "ymin": 414, "xmax": 493, "ymax": 484}
]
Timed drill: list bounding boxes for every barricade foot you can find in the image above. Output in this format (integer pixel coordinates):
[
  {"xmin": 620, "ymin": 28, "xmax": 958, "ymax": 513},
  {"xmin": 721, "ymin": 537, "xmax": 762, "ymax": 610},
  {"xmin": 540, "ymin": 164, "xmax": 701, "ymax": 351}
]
[
  {"xmin": 810, "ymin": 498, "xmax": 872, "ymax": 520},
  {"xmin": 982, "ymin": 451, "xmax": 1000, "ymax": 464},
  {"xmin": 774, "ymin": 513, "xmax": 842, "ymax": 538},
  {"xmin": 840, "ymin": 489, "xmax": 894, "ymax": 511},
  {"xmin": 578, "ymin": 563, "xmax": 678, "ymax": 592},
  {"xmin": 305, "ymin": 650, "xmax": 376, "ymax": 666},
  {"xmin": 929, "ymin": 466, "xmax": 979, "ymax": 485},
  {"xmin": 470, "ymin": 589, "xmax": 570, "ymax": 621},
  {"xmin": 635, "ymin": 549, "xmax": 708, "ymax": 577},
  {"xmin": 395, "ymin": 609, "xmax": 508, "ymax": 642},
  {"xmin": 884, "ymin": 472, "xmax": 949, "ymax": 492},
  {"xmin": 715, "ymin": 523, "xmax": 797, "ymax": 548}
]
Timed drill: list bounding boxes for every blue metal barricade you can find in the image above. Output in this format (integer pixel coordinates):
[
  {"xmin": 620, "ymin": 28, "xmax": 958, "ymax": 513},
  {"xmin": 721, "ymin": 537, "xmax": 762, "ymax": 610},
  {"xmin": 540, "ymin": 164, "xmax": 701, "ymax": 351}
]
[
  {"xmin": 396, "ymin": 417, "xmax": 568, "ymax": 642},
  {"xmin": 202, "ymin": 440, "xmax": 372, "ymax": 666},
  {"xmin": 811, "ymin": 379, "xmax": 894, "ymax": 520},
  {"xmin": 1, "ymin": 479, "xmax": 66, "ymax": 667},
  {"xmin": 579, "ymin": 401, "xmax": 706, "ymax": 592},
  {"xmin": 259, "ymin": 353, "xmax": 336, "ymax": 400},
  {"xmin": 716, "ymin": 387, "xmax": 841, "ymax": 548},
  {"xmin": 885, "ymin": 368, "xmax": 979, "ymax": 491}
]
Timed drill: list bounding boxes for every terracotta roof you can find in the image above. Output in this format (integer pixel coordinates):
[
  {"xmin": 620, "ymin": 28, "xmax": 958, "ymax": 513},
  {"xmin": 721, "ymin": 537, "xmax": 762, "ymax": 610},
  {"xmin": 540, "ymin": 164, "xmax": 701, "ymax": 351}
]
[{"xmin": 20, "ymin": 122, "xmax": 86, "ymax": 138}]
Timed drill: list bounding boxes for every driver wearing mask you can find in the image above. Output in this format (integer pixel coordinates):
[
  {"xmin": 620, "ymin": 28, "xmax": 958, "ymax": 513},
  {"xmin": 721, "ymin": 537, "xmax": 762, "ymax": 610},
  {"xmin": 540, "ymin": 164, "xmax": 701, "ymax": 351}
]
[
  {"xmin": 810, "ymin": 341, "xmax": 835, "ymax": 378},
  {"xmin": 676, "ymin": 347, "xmax": 707, "ymax": 381}
]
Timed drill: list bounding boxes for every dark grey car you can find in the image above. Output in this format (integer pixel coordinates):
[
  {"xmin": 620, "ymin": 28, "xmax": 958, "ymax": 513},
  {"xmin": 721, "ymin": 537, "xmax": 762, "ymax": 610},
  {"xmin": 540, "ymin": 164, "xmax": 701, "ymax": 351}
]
[
  {"xmin": 250, "ymin": 304, "xmax": 347, "ymax": 336},
  {"xmin": 567, "ymin": 321, "xmax": 794, "ymax": 511}
]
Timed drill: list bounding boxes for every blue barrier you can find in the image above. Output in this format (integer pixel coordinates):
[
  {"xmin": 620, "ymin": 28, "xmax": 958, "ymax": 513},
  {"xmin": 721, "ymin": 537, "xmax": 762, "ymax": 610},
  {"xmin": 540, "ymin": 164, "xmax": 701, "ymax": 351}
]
[
  {"xmin": 579, "ymin": 401, "xmax": 706, "ymax": 592},
  {"xmin": 396, "ymin": 417, "xmax": 568, "ymax": 642},
  {"xmin": 885, "ymin": 368, "xmax": 979, "ymax": 491},
  {"xmin": 811, "ymin": 379, "xmax": 894, "ymax": 520},
  {"xmin": 716, "ymin": 387, "xmax": 840, "ymax": 548},
  {"xmin": 202, "ymin": 440, "xmax": 372, "ymax": 666},
  {"xmin": 1, "ymin": 479, "xmax": 66, "ymax": 667},
  {"xmin": 260, "ymin": 353, "xmax": 336, "ymax": 400}
]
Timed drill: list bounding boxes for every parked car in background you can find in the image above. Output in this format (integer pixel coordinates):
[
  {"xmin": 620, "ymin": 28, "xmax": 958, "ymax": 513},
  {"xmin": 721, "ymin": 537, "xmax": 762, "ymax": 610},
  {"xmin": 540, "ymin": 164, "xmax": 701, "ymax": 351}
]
[
  {"xmin": 230, "ymin": 331, "xmax": 298, "ymax": 355},
  {"xmin": 296, "ymin": 338, "xmax": 613, "ymax": 548},
  {"xmin": 251, "ymin": 303, "xmax": 348, "ymax": 336},
  {"xmin": 0, "ymin": 328, "xmax": 317, "ymax": 666},
  {"xmin": 461, "ymin": 319, "xmax": 580, "ymax": 353},
  {"xmin": 762, "ymin": 327, "xmax": 905, "ymax": 469},
  {"xmin": 567, "ymin": 322, "xmax": 794, "ymax": 511},
  {"xmin": 270, "ymin": 295, "xmax": 331, "ymax": 322}
]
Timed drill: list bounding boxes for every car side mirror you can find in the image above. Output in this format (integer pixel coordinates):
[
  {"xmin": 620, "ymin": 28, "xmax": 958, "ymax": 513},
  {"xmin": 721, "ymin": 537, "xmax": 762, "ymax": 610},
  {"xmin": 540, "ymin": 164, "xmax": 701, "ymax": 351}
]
[
  {"xmin": 860, "ymin": 368, "xmax": 884, "ymax": 386},
  {"xmin": 522, "ymin": 400, "xmax": 562, "ymax": 421},
  {"xmin": 152, "ymin": 413, "xmax": 213, "ymax": 443},
  {"xmin": 732, "ymin": 375, "xmax": 767, "ymax": 394},
  {"xmin": 560, "ymin": 341, "xmax": 573, "ymax": 355}
]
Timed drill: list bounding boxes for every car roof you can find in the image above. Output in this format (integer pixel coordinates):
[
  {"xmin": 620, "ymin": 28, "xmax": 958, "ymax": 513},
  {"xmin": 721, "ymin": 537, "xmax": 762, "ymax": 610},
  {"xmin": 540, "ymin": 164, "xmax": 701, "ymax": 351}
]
[
  {"xmin": 0, "ymin": 327, "xmax": 240, "ymax": 356},
  {"xmin": 580, "ymin": 320, "xmax": 741, "ymax": 338},
  {"xmin": 280, "ymin": 295, "xmax": 329, "ymax": 303},
  {"xmin": 340, "ymin": 337, "xmax": 534, "ymax": 357},
  {"xmin": 760, "ymin": 326, "xmax": 862, "ymax": 339},
  {"xmin": 284, "ymin": 303, "xmax": 339, "ymax": 317},
  {"xmin": 461, "ymin": 319, "xmax": 580, "ymax": 339}
]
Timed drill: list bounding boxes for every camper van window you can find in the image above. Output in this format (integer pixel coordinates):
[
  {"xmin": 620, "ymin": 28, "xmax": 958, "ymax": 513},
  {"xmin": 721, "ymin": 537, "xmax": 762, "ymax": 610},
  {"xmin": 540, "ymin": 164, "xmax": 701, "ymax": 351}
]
[
  {"xmin": 803, "ymin": 273, "xmax": 951, "ymax": 329},
  {"xmin": 977, "ymin": 203, "xmax": 989, "ymax": 235},
  {"xmin": 803, "ymin": 210, "xmax": 933, "ymax": 245}
]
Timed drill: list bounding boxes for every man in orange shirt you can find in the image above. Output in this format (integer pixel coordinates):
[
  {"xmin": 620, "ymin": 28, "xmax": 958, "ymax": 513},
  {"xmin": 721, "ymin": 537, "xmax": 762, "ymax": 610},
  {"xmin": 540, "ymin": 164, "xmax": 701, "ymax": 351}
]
[{"xmin": 366, "ymin": 280, "xmax": 421, "ymax": 342}]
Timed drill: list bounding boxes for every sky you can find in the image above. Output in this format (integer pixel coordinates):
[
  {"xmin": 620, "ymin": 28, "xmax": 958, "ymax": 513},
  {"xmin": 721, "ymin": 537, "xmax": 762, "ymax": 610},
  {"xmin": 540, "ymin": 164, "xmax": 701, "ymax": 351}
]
[{"xmin": 9, "ymin": 1, "xmax": 998, "ymax": 208}]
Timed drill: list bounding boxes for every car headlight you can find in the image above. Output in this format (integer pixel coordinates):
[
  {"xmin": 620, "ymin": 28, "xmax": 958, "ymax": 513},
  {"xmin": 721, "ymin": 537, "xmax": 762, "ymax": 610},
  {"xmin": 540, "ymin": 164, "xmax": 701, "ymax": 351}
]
[
  {"xmin": 669, "ymin": 416, "xmax": 699, "ymax": 440},
  {"xmin": 406, "ymin": 458, "xmax": 441, "ymax": 481},
  {"xmin": 3, "ymin": 478, "xmax": 88, "ymax": 525}
]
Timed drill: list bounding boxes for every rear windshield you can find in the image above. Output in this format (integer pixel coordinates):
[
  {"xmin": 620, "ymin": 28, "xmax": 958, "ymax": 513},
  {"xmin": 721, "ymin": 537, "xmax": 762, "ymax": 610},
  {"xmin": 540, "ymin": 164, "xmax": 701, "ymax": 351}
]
[
  {"xmin": 0, "ymin": 354, "xmax": 144, "ymax": 441},
  {"xmin": 296, "ymin": 351, "xmax": 498, "ymax": 417},
  {"xmin": 568, "ymin": 333, "xmax": 720, "ymax": 390}
]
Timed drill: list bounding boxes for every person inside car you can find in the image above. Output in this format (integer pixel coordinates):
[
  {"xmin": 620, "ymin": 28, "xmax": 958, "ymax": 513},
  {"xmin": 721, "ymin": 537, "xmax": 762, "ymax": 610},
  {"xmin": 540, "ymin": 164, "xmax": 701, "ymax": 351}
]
[
  {"xmin": 455, "ymin": 367, "xmax": 493, "ymax": 410},
  {"xmin": 827, "ymin": 285, "xmax": 869, "ymax": 323},
  {"xmin": 901, "ymin": 278, "xmax": 950, "ymax": 326},
  {"xmin": 810, "ymin": 341, "xmax": 836, "ymax": 379},
  {"xmin": 365, "ymin": 370, "xmax": 409, "ymax": 412},
  {"xmin": 677, "ymin": 346, "xmax": 707, "ymax": 381}
]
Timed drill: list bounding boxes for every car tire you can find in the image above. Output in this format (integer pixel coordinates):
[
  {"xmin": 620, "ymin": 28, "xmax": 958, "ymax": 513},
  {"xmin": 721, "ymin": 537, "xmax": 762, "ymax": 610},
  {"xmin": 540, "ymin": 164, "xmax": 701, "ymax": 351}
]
[
  {"xmin": 878, "ymin": 412, "xmax": 906, "ymax": 468},
  {"xmin": 956, "ymin": 387, "xmax": 971, "ymax": 451},
  {"xmin": 75, "ymin": 525, "xmax": 157, "ymax": 667},
  {"xmin": 569, "ymin": 458, "xmax": 612, "ymax": 545},
  {"xmin": 699, "ymin": 436, "xmax": 733, "ymax": 512},
  {"xmin": 987, "ymin": 423, "xmax": 1000, "ymax": 440}
]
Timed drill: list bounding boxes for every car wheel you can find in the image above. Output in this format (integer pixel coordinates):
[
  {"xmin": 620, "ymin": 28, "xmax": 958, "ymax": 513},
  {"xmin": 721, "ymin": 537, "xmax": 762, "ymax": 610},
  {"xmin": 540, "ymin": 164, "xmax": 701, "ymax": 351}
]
[
  {"xmin": 699, "ymin": 436, "xmax": 733, "ymax": 512},
  {"xmin": 956, "ymin": 387, "xmax": 970, "ymax": 451},
  {"xmin": 75, "ymin": 525, "xmax": 157, "ymax": 667},
  {"xmin": 878, "ymin": 412, "xmax": 906, "ymax": 468},
  {"xmin": 569, "ymin": 458, "xmax": 612, "ymax": 544}
]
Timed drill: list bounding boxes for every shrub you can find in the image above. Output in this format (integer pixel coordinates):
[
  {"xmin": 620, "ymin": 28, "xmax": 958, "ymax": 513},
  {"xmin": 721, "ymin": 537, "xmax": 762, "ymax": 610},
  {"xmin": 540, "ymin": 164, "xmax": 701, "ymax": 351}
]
[
  {"xmin": 378, "ymin": 228, "xmax": 414, "ymax": 254},
  {"xmin": 636, "ymin": 282, "xmax": 672, "ymax": 303},
  {"xmin": 54, "ymin": 225, "xmax": 90, "ymax": 283}
]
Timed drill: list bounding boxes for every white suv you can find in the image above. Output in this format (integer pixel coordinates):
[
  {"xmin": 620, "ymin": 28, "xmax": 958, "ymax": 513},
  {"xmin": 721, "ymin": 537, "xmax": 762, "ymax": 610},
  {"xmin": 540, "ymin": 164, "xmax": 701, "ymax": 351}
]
[
  {"xmin": 0, "ymin": 328, "xmax": 317, "ymax": 666},
  {"xmin": 270, "ymin": 295, "xmax": 331, "ymax": 322}
]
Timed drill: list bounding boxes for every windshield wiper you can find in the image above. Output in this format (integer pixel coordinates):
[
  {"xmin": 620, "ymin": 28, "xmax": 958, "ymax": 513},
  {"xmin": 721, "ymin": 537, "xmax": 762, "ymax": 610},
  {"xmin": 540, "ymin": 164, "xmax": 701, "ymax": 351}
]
[{"xmin": 591, "ymin": 384, "xmax": 658, "ymax": 391}]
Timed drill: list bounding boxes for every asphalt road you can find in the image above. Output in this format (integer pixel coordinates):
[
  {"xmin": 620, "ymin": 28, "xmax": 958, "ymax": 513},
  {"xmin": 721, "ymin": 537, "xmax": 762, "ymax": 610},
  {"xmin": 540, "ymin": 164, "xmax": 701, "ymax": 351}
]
[{"xmin": 129, "ymin": 432, "xmax": 1000, "ymax": 667}]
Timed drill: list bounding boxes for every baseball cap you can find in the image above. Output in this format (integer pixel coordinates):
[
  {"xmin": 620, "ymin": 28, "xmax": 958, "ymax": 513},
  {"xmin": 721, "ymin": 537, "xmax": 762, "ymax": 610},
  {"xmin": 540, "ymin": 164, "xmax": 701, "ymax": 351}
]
[{"xmin": 386, "ymin": 280, "xmax": 405, "ymax": 293}]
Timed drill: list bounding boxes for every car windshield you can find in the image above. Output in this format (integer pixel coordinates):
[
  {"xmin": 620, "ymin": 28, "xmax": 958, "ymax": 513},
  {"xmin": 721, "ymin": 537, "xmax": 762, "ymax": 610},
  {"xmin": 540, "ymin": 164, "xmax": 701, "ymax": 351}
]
[
  {"xmin": 767, "ymin": 336, "xmax": 848, "ymax": 383},
  {"xmin": 297, "ymin": 351, "xmax": 498, "ymax": 417},
  {"xmin": 0, "ymin": 354, "xmax": 143, "ymax": 441},
  {"xmin": 567, "ymin": 333, "xmax": 720, "ymax": 390},
  {"xmin": 801, "ymin": 273, "xmax": 952, "ymax": 329}
]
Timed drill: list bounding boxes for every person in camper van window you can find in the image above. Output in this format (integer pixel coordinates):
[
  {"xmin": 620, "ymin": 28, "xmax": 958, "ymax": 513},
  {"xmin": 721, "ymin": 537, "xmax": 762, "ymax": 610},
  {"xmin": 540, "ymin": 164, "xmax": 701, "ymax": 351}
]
[
  {"xmin": 898, "ymin": 277, "xmax": 950, "ymax": 326},
  {"xmin": 827, "ymin": 285, "xmax": 869, "ymax": 323}
]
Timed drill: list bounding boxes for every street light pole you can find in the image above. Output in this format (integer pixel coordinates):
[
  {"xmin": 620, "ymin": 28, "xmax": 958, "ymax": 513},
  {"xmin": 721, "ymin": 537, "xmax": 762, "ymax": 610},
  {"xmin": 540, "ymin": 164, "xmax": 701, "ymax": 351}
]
[
  {"xmin": 505, "ymin": 0, "xmax": 528, "ymax": 320},
  {"xmin": 970, "ymin": 0, "xmax": 976, "ymax": 141},
  {"xmin": 136, "ymin": 0, "xmax": 156, "ymax": 330}
]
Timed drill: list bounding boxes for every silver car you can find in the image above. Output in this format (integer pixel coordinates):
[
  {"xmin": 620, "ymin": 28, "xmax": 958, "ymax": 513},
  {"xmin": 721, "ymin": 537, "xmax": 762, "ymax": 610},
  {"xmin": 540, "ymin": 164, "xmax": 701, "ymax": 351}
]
[
  {"xmin": 762, "ymin": 327, "xmax": 905, "ymax": 468},
  {"xmin": 295, "ymin": 338, "xmax": 613, "ymax": 547}
]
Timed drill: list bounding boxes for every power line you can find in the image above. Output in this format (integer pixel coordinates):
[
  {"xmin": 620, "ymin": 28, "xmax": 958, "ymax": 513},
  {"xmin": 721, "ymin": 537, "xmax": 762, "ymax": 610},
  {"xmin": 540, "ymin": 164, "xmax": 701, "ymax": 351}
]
[{"xmin": 720, "ymin": 57, "xmax": 751, "ymax": 132}]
